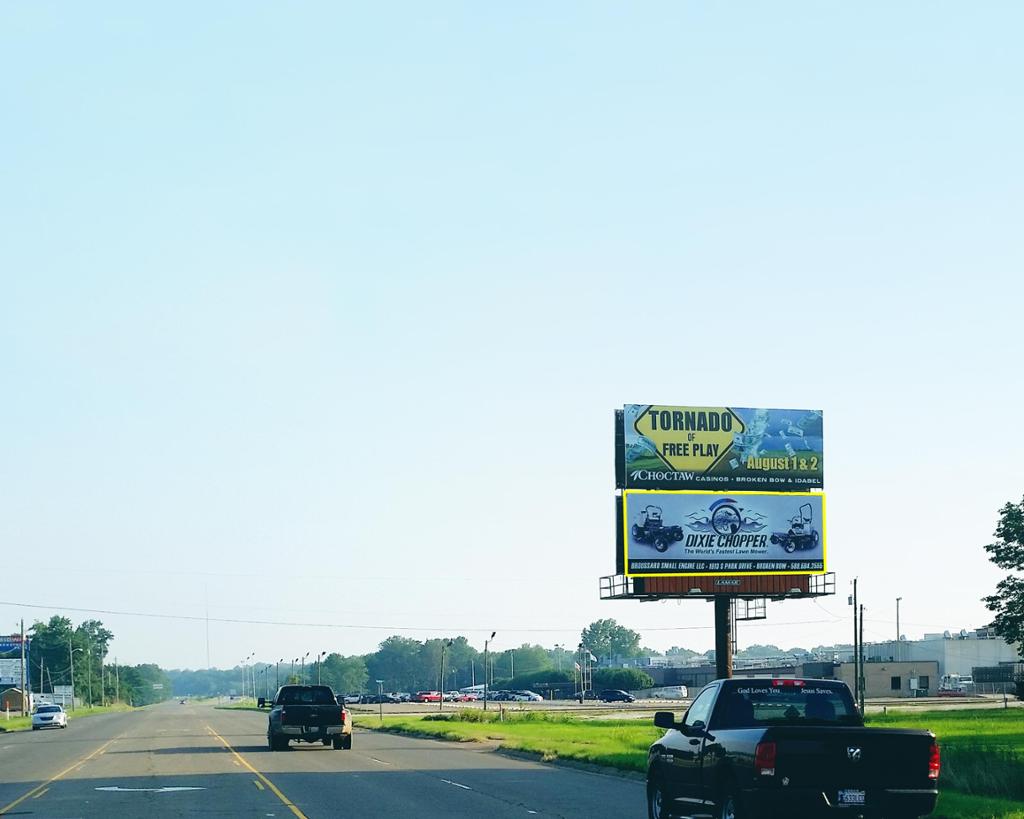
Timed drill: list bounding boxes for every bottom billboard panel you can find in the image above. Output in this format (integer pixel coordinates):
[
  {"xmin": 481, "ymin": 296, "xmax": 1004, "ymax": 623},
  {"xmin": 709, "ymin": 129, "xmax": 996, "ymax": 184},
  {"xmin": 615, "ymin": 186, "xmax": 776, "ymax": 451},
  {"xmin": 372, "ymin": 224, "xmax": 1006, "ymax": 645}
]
[{"xmin": 623, "ymin": 489, "xmax": 826, "ymax": 576}]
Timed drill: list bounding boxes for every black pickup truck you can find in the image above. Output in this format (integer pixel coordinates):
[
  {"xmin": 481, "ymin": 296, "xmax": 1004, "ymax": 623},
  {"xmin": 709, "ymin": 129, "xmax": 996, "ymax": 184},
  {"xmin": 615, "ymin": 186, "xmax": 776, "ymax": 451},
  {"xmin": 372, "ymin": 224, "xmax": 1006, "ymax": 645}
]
[
  {"xmin": 261, "ymin": 684, "xmax": 352, "ymax": 750},
  {"xmin": 647, "ymin": 678, "xmax": 939, "ymax": 819}
]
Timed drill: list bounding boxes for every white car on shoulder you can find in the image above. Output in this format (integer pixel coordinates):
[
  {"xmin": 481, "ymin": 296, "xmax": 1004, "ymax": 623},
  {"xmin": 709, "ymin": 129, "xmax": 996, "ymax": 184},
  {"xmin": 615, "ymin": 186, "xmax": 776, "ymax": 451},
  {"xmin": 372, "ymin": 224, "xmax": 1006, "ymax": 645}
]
[{"xmin": 32, "ymin": 704, "xmax": 68, "ymax": 730}]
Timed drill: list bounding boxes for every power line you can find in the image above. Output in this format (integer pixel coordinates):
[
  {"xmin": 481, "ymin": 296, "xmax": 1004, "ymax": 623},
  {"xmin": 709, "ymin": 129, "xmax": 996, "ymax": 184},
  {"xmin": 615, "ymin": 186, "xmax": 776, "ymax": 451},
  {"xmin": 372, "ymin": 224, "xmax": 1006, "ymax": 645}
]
[{"xmin": 0, "ymin": 599, "xmax": 840, "ymax": 635}]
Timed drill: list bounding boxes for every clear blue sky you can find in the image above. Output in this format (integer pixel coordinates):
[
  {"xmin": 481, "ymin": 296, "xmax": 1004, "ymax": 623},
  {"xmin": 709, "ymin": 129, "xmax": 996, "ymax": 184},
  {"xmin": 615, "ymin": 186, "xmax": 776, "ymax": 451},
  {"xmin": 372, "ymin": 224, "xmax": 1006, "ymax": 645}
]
[{"xmin": 2, "ymin": 2, "xmax": 1021, "ymax": 668}]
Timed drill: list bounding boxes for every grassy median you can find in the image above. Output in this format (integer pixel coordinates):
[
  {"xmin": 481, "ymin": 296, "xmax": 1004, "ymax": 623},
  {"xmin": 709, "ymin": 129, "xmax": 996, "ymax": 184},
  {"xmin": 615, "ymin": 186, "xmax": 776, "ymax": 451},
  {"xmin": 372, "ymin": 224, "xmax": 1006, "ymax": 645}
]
[{"xmin": 356, "ymin": 706, "xmax": 1024, "ymax": 818}]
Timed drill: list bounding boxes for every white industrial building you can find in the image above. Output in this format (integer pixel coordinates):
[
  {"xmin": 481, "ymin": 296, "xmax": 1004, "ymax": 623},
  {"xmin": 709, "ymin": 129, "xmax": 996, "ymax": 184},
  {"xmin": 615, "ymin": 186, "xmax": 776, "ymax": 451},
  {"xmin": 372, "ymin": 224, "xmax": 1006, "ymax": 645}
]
[{"xmin": 866, "ymin": 628, "xmax": 1019, "ymax": 677}]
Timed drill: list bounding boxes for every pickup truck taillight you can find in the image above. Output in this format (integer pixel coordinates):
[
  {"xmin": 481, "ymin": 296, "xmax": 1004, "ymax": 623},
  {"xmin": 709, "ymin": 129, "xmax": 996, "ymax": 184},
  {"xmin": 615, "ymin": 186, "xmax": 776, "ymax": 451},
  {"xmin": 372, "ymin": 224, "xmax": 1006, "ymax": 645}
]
[
  {"xmin": 928, "ymin": 742, "xmax": 941, "ymax": 780},
  {"xmin": 340, "ymin": 708, "xmax": 347, "ymax": 724},
  {"xmin": 754, "ymin": 741, "xmax": 777, "ymax": 776}
]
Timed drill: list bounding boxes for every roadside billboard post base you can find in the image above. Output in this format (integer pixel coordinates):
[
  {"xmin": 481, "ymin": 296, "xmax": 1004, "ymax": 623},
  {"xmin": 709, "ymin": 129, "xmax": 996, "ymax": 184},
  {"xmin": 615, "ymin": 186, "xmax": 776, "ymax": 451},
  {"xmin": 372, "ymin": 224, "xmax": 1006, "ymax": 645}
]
[{"xmin": 714, "ymin": 596, "xmax": 733, "ymax": 679}]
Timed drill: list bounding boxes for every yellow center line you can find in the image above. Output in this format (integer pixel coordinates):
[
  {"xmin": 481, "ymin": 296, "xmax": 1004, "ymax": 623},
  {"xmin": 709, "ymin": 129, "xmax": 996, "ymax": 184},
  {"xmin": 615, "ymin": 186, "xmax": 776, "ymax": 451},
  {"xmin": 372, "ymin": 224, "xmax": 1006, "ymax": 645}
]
[
  {"xmin": 0, "ymin": 734, "xmax": 122, "ymax": 816},
  {"xmin": 206, "ymin": 726, "xmax": 308, "ymax": 819}
]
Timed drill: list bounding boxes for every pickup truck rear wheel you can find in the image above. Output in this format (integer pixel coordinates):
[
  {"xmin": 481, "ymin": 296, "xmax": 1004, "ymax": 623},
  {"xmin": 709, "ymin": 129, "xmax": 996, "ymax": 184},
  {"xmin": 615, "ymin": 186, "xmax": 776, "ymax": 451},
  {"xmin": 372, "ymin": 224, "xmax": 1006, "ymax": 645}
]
[
  {"xmin": 719, "ymin": 791, "xmax": 741, "ymax": 819},
  {"xmin": 268, "ymin": 733, "xmax": 289, "ymax": 751}
]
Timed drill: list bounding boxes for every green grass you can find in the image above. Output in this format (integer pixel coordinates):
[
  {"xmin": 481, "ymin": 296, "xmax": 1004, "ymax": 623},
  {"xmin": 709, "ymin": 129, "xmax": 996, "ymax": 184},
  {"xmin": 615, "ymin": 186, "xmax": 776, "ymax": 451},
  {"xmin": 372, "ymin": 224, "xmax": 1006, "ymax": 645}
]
[
  {"xmin": 215, "ymin": 701, "xmax": 264, "ymax": 713},
  {"xmin": 868, "ymin": 708, "xmax": 1024, "ymax": 802},
  {"xmin": 357, "ymin": 707, "xmax": 1024, "ymax": 816},
  {"xmin": 934, "ymin": 791, "xmax": 1024, "ymax": 819},
  {"xmin": 356, "ymin": 710, "xmax": 659, "ymax": 772},
  {"xmin": 0, "ymin": 703, "xmax": 134, "ymax": 733}
]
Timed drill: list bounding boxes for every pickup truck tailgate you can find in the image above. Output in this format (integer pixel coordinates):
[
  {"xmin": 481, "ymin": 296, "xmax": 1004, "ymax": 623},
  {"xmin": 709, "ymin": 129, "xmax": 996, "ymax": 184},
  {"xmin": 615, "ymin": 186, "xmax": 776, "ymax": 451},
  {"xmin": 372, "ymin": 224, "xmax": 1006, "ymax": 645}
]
[
  {"xmin": 770, "ymin": 727, "xmax": 936, "ymax": 790},
  {"xmin": 280, "ymin": 704, "xmax": 344, "ymax": 728}
]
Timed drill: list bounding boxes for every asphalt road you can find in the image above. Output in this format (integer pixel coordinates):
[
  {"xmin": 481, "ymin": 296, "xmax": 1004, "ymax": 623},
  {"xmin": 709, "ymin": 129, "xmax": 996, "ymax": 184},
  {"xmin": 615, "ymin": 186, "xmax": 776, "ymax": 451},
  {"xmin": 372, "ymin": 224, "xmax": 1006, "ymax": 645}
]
[{"xmin": 0, "ymin": 702, "xmax": 644, "ymax": 818}]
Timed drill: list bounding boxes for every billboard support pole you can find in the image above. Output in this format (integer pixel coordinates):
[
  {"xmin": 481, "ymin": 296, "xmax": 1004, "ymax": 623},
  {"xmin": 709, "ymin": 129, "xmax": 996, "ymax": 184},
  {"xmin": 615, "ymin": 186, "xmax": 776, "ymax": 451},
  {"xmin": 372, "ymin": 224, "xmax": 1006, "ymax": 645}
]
[{"xmin": 714, "ymin": 596, "xmax": 733, "ymax": 679}]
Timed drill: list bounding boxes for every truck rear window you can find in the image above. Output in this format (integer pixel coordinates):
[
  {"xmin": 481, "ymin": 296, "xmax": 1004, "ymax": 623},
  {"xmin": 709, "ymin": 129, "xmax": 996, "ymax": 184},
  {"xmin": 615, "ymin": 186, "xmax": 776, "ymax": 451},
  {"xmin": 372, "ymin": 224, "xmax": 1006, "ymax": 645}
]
[
  {"xmin": 277, "ymin": 687, "xmax": 337, "ymax": 705},
  {"xmin": 716, "ymin": 683, "xmax": 858, "ymax": 727}
]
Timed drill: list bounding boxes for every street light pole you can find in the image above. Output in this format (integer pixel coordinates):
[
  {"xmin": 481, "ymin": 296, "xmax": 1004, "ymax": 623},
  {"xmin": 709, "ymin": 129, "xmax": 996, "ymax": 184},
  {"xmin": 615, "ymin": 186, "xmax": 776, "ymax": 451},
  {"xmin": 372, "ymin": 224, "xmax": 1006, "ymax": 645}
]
[
  {"xmin": 86, "ymin": 642, "xmax": 93, "ymax": 708},
  {"xmin": 483, "ymin": 632, "xmax": 496, "ymax": 711},
  {"xmin": 277, "ymin": 659, "xmax": 282, "ymax": 689},
  {"xmin": 896, "ymin": 597, "xmax": 902, "ymax": 662},
  {"xmin": 317, "ymin": 651, "xmax": 326, "ymax": 685}
]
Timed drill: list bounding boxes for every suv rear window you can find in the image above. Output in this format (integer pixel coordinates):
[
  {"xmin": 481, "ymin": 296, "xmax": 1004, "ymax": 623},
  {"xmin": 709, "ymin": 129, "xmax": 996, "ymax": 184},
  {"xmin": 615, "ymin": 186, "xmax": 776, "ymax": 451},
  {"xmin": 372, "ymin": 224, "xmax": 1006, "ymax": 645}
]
[
  {"xmin": 276, "ymin": 686, "xmax": 336, "ymax": 705},
  {"xmin": 715, "ymin": 682, "xmax": 858, "ymax": 727}
]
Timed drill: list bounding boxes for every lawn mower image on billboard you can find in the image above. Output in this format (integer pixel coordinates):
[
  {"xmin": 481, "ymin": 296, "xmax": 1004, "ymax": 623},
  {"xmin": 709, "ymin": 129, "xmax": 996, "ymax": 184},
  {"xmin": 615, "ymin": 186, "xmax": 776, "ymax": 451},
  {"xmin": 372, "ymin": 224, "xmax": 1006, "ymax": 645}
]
[
  {"xmin": 631, "ymin": 505, "xmax": 684, "ymax": 552},
  {"xmin": 770, "ymin": 502, "xmax": 820, "ymax": 553}
]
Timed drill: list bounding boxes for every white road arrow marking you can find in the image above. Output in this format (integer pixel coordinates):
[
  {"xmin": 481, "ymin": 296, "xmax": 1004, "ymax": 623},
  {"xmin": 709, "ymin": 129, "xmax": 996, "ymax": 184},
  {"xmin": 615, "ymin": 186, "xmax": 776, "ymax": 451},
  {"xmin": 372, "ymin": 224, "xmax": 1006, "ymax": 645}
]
[{"xmin": 95, "ymin": 786, "xmax": 206, "ymax": 793}]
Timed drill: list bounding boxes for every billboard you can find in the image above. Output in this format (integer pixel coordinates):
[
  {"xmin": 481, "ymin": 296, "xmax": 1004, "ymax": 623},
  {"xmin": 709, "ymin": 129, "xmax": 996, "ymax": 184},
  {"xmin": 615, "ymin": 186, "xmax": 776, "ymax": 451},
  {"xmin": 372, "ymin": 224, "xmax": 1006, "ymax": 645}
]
[
  {"xmin": 623, "ymin": 489, "xmax": 826, "ymax": 576},
  {"xmin": 619, "ymin": 405, "xmax": 823, "ymax": 490},
  {"xmin": 0, "ymin": 658, "xmax": 23, "ymax": 687},
  {"xmin": 0, "ymin": 635, "xmax": 28, "ymax": 653}
]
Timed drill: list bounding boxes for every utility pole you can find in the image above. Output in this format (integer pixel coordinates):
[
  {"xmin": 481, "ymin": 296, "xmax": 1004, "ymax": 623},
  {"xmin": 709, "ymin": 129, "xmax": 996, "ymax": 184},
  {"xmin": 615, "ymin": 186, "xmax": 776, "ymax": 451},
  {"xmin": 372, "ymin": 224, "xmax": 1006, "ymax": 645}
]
[
  {"xmin": 851, "ymin": 578, "xmax": 859, "ymax": 707},
  {"xmin": 86, "ymin": 642, "xmax": 93, "ymax": 708},
  {"xmin": 19, "ymin": 619, "xmax": 27, "ymax": 717},
  {"xmin": 115, "ymin": 659, "xmax": 119, "ymax": 704},
  {"xmin": 859, "ymin": 604, "xmax": 866, "ymax": 713},
  {"xmin": 68, "ymin": 638, "xmax": 76, "ymax": 713},
  {"xmin": 510, "ymin": 650, "xmax": 514, "ymax": 681},
  {"xmin": 483, "ymin": 632, "xmax": 495, "ymax": 711},
  {"xmin": 439, "ymin": 639, "xmax": 453, "ymax": 712}
]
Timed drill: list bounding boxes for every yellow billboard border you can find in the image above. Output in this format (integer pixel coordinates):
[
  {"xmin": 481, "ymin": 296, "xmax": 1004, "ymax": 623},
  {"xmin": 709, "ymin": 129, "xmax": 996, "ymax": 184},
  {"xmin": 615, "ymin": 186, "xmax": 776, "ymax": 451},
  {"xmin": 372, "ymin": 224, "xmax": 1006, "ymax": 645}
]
[{"xmin": 623, "ymin": 488, "xmax": 827, "ymax": 577}]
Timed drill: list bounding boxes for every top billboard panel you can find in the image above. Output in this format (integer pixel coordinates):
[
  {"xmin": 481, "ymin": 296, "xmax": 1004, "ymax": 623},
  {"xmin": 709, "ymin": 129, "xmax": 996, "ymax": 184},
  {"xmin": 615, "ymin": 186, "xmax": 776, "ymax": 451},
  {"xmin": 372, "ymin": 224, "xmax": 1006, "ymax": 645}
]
[{"xmin": 620, "ymin": 405, "xmax": 823, "ymax": 490}]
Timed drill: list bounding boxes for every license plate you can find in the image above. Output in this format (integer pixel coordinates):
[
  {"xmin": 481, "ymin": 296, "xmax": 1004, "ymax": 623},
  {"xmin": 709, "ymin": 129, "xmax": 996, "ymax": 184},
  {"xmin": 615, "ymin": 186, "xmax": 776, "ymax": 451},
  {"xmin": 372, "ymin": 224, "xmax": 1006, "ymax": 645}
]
[{"xmin": 837, "ymin": 789, "xmax": 866, "ymax": 806}]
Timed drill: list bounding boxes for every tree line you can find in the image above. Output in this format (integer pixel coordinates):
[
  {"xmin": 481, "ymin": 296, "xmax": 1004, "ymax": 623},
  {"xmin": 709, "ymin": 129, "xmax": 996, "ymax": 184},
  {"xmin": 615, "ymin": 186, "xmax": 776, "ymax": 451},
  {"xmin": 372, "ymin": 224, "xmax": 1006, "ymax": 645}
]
[{"xmin": 1, "ymin": 616, "xmax": 171, "ymax": 706}]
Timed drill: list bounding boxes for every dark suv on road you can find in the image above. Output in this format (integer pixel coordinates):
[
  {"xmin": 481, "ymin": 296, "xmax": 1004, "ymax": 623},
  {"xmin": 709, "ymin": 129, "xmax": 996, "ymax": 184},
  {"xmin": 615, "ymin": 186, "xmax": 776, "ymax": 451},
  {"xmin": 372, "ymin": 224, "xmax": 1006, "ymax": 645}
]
[{"xmin": 600, "ymin": 689, "xmax": 636, "ymax": 703}]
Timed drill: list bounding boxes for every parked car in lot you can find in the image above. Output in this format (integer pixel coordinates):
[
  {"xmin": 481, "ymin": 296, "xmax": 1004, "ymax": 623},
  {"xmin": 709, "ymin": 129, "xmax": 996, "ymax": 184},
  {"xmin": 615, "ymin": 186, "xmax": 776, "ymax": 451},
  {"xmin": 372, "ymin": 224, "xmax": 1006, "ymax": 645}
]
[
  {"xmin": 646, "ymin": 678, "xmax": 940, "ymax": 819},
  {"xmin": 511, "ymin": 690, "xmax": 543, "ymax": 702},
  {"xmin": 600, "ymin": 689, "xmax": 636, "ymax": 703},
  {"xmin": 364, "ymin": 693, "xmax": 401, "ymax": 704},
  {"xmin": 32, "ymin": 704, "xmax": 67, "ymax": 730},
  {"xmin": 263, "ymin": 684, "xmax": 352, "ymax": 750},
  {"xmin": 342, "ymin": 693, "xmax": 362, "ymax": 704},
  {"xmin": 412, "ymin": 691, "xmax": 442, "ymax": 703}
]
